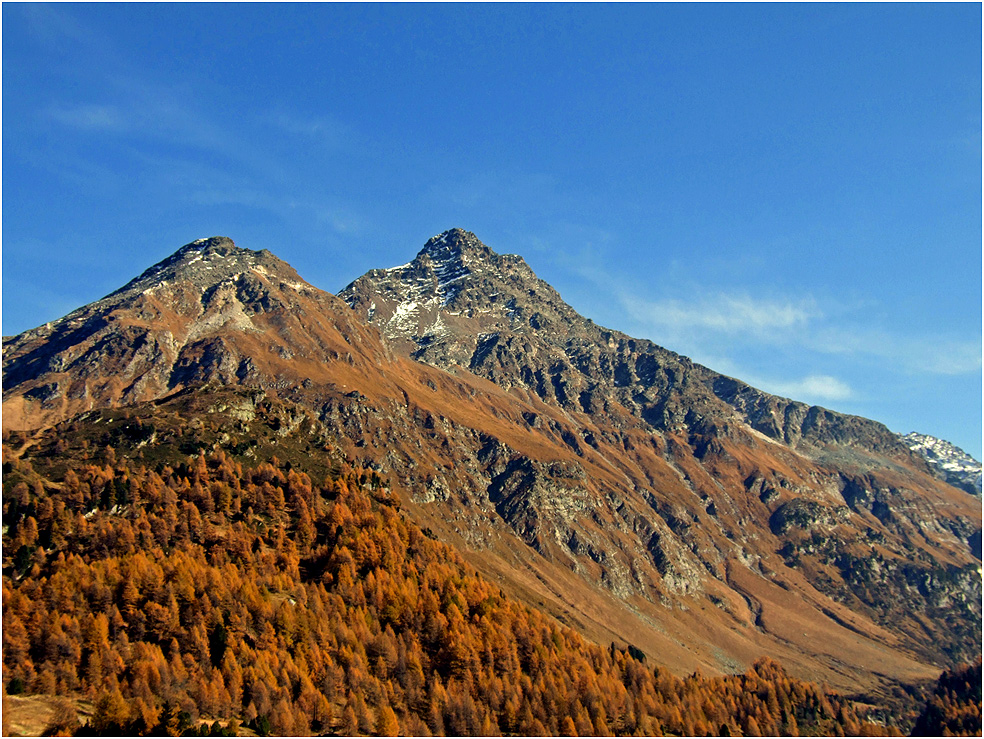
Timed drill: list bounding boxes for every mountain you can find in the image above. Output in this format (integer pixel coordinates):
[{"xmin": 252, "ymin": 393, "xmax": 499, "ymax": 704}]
[
  {"xmin": 2, "ymin": 236, "xmax": 398, "ymax": 430},
  {"xmin": 341, "ymin": 229, "xmax": 923, "ymax": 464},
  {"xmin": 902, "ymin": 432, "xmax": 982, "ymax": 497},
  {"xmin": 341, "ymin": 228, "xmax": 981, "ymax": 654},
  {"xmin": 4, "ymin": 232, "xmax": 981, "ymax": 710}
]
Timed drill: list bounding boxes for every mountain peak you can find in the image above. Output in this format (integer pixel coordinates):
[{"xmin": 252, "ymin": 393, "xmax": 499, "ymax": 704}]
[
  {"xmin": 156, "ymin": 236, "xmax": 241, "ymax": 271},
  {"xmin": 417, "ymin": 228, "xmax": 497, "ymax": 269},
  {"xmin": 423, "ymin": 226, "xmax": 478, "ymax": 246},
  {"xmin": 340, "ymin": 229, "xmax": 556, "ymax": 352},
  {"xmin": 3, "ymin": 231, "xmax": 981, "ymax": 698},
  {"xmin": 179, "ymin": 235, "xmax": 238, "ymax": 255},
  {"xmin": 109, "ymin": 236, "xmax": 296, "ymax": 301}
]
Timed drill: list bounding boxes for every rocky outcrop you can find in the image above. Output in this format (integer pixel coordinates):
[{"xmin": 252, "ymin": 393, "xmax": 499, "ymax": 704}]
[
  {"xmin": 341, "ymin": 228, "xmax": 982, "ymax": 671},
  {"xmin": 2, "ymin": 237, "xmax": 393, "ymax": 430}
]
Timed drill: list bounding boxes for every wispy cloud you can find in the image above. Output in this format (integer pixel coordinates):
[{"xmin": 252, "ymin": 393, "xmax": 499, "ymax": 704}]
[
  {"xmin": 808, "ymin": 326, "xmax": 982, "ymax": 376},
  {"xmin": 36, "ymin": 49, "xmax": 369, "ymax": 238},
  {"xmin": 18, "ymin": 3, "xmax": 99, "ymax": 47},
  {"xmin": 618, "ymin": 291, "xmax": 856, "ymax": 403},
  {"xmin": 267, "ymin": 111, "xmax": 351, "ymax": 148},
  {"xmin": 615, "ymin": 286, "xmax": 980, "ymax": 379},
  {"xmin": 753, "ymin": 374, "xmax": 853, "ymax": 402},
  {"xmin": 622, "ymin": 293, "xmax": 820, "ymax": 337},
  {"xmin": 48, "ymin": 103, "xmax": 125, "ymax": 130}
]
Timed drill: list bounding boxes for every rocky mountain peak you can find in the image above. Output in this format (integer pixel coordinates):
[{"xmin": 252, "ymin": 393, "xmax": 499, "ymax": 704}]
[
  {"xmin": 183, "ymin": 235, "xmax": 238, "ymax": 254},
  {"xmin": 340, "ymin": 229, "xmax": 568, "ymax": 367},
  {"xmin": 414, "ymin": 228, "xmax": 532, "ymax": 279},
  {"xmin": 112, "ymin": 236, "xmax": 298, "ymax": 300},
  {"xmin": 419, "ymin": 227, "xmax": 488, "ymax": 261},
  {"xmin": 342, "ymin": 231, "xmax": 929, "ymax": 462},
  {"xmin": 412, "ymin": 229, "xmax": 488, "ymax": 295},
  {"xmin": 412, "ymin": 229, "xmax": 529, "ymax": 293},
  {"xmin": 0, "ymin": 235, "xmax": 333, "ymax": 431}
]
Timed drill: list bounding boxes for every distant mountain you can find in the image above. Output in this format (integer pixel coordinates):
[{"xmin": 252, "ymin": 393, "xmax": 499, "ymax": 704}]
[
  {"xmin": 3, "ymin": 231, "xmax": 981, "ymax": 709},
  {"xmin": 902, "ymin": 432, "xmax": 982, "ymax": 496}
]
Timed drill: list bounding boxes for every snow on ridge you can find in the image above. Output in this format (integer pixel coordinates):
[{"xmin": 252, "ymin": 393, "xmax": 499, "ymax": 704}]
[
  {"xmin": 416, "ymin": 240, "xmax": 472, "ymax": 305},
  {"xmin": 440, "ymin": 285, "xmax": 461, "ymax": 307},
  {"xmin": 435, "ymin": 262, "xmax": 469, "ymax": 287},
  {"xmin": 902, "ymin": 432, "xmax": 979, "ymax": 463}
]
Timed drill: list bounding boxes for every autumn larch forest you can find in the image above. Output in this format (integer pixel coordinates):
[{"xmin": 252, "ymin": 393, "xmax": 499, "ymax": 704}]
[{"xmin": 1, "ymin": 398, "xmax": 979, "ymax": 736}]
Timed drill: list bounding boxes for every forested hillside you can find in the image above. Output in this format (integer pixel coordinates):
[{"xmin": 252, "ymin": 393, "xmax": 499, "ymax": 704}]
[{"xmin": 3, "ymin": 417, "xmax": 904, "ymax": 736}]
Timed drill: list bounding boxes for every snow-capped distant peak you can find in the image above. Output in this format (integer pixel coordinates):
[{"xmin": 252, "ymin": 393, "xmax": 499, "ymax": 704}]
[{"xmin": 901, "ymin": 432, "xmax": 982, "ymax": 496}]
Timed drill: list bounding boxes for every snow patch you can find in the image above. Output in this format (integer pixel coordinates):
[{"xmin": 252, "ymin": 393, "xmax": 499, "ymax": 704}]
[{"xmin": 389, "ymin": 300, "xmax": 419, "ymax": 330}]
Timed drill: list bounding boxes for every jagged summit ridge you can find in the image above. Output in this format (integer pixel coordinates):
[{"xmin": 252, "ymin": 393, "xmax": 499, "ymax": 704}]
[
  {"xmin": 341, "ymin": 229, "xmax": 550, "ymax": 352},
  {"xmin": 7, "ymin": 237, "xmax": 304, "ymax": 349},
  {"xmin": 418, "ymin": 229, "xmax": 483, "ymax": 304},
  {"xmin": 342, "ymin": 231, "xmax": 920, "ymax": 463},
  {"xmin": 1, "ymin": 234, "xmax": 357, "ymax": 429},
  {"xmin": 421, "ymin": 227, "xmax": 484, "ymax": 258},
  {"xmin": 419, "ymin": 227, "xmax": 520, "ymax": 262}
]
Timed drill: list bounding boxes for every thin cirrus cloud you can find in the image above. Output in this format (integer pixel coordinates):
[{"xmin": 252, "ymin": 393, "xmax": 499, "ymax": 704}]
[
  {"xmin": 751, "ymin": 374, "xmax": 854, "ymax": 403},
  {"xmin": 47, "ymin": 103, "xmax": 125, "ymax": 130},
  {"xmin": 621, "ymin": 292, "xmax": 820, "ymax": 340},
  {"xmin": 576, "ymin": 288, "xmax": 854, "ymax": 405},
  {"xmin": 41, "ymin": 84, "xmax": 353, "ymax": 225},
  {"xmin": 807, "ymin": 326, "xmax": 983, "ymax": 377},
  {"xmin": 619, "ymin": 289, "xmax": 981, "ymax": 379}
]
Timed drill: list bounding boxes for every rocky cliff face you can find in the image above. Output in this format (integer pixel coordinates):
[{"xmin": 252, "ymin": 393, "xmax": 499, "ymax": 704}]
[{"xmin": 4, "ymin": 231, "xmax": 980, "ymax": 699}]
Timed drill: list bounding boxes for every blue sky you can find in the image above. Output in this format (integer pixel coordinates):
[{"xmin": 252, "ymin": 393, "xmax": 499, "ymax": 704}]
[{"xmin": 3, "ymin": 4, "xmax": 981, "ymax": 458}]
